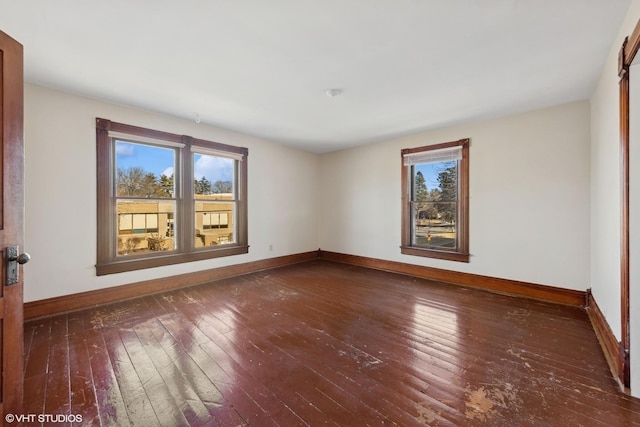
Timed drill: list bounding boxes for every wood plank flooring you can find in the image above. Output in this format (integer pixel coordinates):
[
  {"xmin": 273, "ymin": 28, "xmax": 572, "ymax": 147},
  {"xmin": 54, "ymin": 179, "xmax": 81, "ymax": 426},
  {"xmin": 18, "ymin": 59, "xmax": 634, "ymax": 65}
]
[{"xmin": 23, "ymin": 260, "xmax": 640, "ymax": 426}]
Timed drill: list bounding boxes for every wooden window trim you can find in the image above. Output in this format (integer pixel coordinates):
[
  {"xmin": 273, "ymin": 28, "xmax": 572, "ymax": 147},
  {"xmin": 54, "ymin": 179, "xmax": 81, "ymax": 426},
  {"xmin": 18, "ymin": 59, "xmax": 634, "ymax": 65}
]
[
  {"xmin": 96, "ymin": 118, "xmax": 248, "ymax": 275},
  {"xmin": 400, "ymin": 138, "xmax": 469, "ymax": 262}
]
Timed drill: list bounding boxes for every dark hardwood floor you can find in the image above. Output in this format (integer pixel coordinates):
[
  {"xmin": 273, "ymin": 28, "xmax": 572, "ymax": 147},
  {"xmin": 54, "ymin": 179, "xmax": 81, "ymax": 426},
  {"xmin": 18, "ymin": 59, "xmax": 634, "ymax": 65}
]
[{"xmin": 23, "ymin": 260, "xmax": 640, "ymax": 426}]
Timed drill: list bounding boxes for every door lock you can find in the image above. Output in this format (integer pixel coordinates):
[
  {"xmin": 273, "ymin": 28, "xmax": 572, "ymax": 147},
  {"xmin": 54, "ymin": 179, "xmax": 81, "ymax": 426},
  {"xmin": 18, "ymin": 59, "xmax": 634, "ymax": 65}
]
[{"xmin": 6, "ymin": 245, "xmax": 30, "ymax": 285}]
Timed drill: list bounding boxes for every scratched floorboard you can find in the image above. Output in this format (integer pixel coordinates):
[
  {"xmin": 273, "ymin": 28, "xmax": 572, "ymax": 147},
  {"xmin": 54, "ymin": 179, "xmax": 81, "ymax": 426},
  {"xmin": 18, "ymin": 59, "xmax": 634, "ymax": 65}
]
[{"xmin": 23, "ymin": 259, "xmax": 640, "ymax": 426}]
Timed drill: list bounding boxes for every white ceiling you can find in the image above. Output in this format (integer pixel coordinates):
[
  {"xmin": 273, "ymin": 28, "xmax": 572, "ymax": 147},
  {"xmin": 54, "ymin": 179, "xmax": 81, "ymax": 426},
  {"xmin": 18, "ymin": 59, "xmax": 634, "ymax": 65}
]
[{"xmin": 0, "ymin": 0, "xmax": 631, "ymax": 153}]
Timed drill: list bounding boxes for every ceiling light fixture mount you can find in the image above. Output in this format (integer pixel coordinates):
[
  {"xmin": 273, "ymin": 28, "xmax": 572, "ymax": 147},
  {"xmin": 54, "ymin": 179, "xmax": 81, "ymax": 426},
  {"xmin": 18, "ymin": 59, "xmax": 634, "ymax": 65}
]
[{"xmin": 326, "ymin": 88, "xmax": 343, "ymax": 98}]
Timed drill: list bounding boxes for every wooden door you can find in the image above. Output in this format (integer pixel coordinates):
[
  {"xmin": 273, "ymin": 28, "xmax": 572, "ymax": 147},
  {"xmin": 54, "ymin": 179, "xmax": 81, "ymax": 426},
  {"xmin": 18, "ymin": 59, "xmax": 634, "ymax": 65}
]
[{"xmin": 0, "ymin": 30, "xmax": 25, "ymax": 420}]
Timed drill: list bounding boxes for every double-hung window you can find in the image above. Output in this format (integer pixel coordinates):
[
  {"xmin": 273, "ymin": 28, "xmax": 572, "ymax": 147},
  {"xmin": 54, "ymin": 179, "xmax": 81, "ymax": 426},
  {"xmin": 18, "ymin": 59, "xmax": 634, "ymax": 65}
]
[
  {"xmin": 401, "ymin": 138, "xmax": 469, "ymax": 262},
  {"xmin": 96, "ymin": 118, "xmax": 248, "ymax": 275}
]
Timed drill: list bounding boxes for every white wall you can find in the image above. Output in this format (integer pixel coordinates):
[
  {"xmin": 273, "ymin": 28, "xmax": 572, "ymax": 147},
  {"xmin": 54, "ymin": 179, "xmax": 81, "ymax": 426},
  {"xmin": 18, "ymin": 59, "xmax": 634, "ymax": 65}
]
[
  {"xmin": 590, "ymin": 0, "xmax": 640, "ymax": 346},
  {"xmin": 23, "ymin": 84, "xmax": 318, "ymax": 302},
  {"xmin": 318, "ymin": 101, "xmax": 591, "ymax": 291}
]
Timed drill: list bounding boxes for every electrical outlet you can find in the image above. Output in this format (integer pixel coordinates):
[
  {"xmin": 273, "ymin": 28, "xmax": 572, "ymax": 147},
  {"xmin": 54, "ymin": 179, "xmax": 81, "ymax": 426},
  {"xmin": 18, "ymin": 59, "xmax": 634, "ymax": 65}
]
[{"xmin": 269, "ymin": 244, "xmax": 273, "ymax": 252}]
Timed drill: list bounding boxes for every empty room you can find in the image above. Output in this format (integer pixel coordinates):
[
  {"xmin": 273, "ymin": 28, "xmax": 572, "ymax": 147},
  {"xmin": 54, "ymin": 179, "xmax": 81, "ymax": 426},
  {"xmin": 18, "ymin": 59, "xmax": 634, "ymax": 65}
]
[{"xmin": 2, "ymin": 0, "xmax": 640, "ymax": 425}]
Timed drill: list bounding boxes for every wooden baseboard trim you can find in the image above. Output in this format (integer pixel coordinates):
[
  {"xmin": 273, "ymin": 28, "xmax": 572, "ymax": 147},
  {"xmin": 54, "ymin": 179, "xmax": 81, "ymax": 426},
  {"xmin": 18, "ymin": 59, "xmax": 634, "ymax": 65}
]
[
  {"xmin": 24, "ymin": 251, "xmax": 319, "ymax": 320},
  {"xmin": 25, "ymin": 249, "xmax": 589, "ymax": 320},
  {"xmin": 586, "ymin": 289, "xmax": 624, "ymax": 389},
  {"xmin": 319, "ymin": 250, "xmax": 586, "ymax": 307}
]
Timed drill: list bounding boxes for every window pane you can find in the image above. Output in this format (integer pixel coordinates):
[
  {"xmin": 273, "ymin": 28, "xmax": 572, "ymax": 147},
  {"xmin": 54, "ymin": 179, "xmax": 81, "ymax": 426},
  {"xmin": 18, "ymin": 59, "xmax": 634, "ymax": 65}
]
[
  {"xmin": 117, "ymin": 200, "xmax": 176, "ymax": 255},
  {"xmin": 411, "ymin": 202, "xmax": 457, "ymax": 249},
  {"xmin": 115, "ymin": 140, "xmax": 175, "ymax": 198},
  {"xmin": 410, "ymin": 159, "xmax": 459, "ymax": 250},
  {"xmin": 413, "ymin": 161, "xmax": 457, "ymax": 201},
  {"xmin": 193, "ymin": 152, "xmax": 236, "ymax": 248},
  {"xmin": 119, "ymin": 214, "xmax": 132, "ymax": 233},
  {"xmin": 132, "ymin": 214, "xmax": 146, "ymax": 232},
  {"xmin": 193, "ymin": 153, "xmax": 234, "ymax": 199},
  {"xmin": 146, "ymin": 213, "xmax": 158, "ymax": 229},
  {"xmin": 195, "ymin": 202, "xmax": 235, "ymax": 247}
]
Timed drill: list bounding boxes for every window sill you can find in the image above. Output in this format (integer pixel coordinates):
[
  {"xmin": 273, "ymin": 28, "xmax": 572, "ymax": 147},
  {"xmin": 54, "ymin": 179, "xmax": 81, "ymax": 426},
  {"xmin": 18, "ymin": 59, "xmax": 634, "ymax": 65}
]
[
  {"xmin": 400, "ymin": 245, "xmax": 470, "ymax": 263},
  {"xmin": 96, "ymin": 245, "xmax": 249, "ymax": 275}
]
